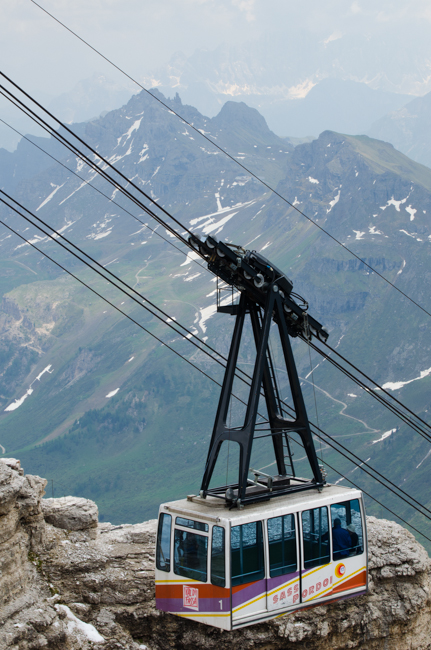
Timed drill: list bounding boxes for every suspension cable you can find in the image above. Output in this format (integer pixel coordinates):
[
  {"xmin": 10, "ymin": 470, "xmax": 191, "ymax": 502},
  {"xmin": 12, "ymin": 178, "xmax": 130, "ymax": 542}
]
[
  {"xmin": 0, "ymin": 117, "xmax": 210, "ymax": 276},
  {"xmin": 0, "ymin": 81, "xmax": 194, "ymax": 249},
  {"xmin": 302, "ymin": 336, "xmax": 431, "ymax": 443},
  {"xmin": 3, "ymin": 199, "xmax": 431, "ymax": 528},
  {"xmin": 3, "ymin": 77, "xmax": 431, "ymax": 442},
  {"xmin": 3, "ymin": 79, "xmax": 431, "ymax": 450},
  {"xmin": 2, "ymin": 69, "xmax": 431, "ymax": 530},
  {"xmin": 287, "ymin": 436, "xmax": 431, "ymax": 545},
  {"xmin": 22, "ymin": 5, "xmax": 431, "ymax": 320},
  {"xmin": 0, "ymin": 72, "xmax": 197, "ymax": 245},
  {"xmin": 3, "ymin": 211, "xmax": 431, "ymax": 534}
]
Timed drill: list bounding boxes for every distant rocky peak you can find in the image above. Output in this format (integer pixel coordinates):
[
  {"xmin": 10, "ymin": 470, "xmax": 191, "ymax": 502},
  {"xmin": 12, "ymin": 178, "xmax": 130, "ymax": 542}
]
[{"xmin": 211, "ymin": 100, "xmax": 269, "ymax": 132}]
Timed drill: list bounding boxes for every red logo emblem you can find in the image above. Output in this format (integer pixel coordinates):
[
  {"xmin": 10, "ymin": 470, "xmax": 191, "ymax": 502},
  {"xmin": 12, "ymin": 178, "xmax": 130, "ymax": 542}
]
[
  {"xmin": 183, "ymin": 585, "xmax": 199, "ymax": 611},
  {"xmin": 335, "ymin": 563, "xmax": 346, "ymax": 578}
]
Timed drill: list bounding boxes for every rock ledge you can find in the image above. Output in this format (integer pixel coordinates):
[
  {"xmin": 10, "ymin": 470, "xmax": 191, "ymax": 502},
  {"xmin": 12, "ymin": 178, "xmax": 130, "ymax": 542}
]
[{"xmin": 1, "ymin": 458, "xmax": 431, "ymax": 650}]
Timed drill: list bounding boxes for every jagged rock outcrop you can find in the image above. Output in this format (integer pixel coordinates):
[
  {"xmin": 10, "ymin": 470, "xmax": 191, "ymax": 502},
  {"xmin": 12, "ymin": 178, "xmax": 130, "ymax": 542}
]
[
  {"xmin": 42, "ymin": 496, "xmax": 99, "ymax": 535},
  {"xmin": 1, "ymin": 458, "xmax": 431, "ymax": 649}
]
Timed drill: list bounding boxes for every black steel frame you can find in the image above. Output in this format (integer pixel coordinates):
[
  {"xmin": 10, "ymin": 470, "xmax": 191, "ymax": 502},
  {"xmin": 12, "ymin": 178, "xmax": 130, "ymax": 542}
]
[{"xmin": 200, "ymin": 285, "xmax": 324, "ymax": 506}]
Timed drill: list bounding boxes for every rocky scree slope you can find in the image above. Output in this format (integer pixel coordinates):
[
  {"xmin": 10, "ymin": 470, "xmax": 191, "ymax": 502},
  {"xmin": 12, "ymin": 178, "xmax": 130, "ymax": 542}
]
[{"xmin": 1, "ymin": 457, "xmax": 431, "ymax": 650}]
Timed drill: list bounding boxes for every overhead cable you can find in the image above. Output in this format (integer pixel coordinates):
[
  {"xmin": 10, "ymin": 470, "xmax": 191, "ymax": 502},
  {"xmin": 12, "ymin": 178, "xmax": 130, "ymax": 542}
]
[
  {"xmin": 22, "ymin": 5, "xmax": 431, "ymax": 320},
  {"xmin": 288, "ymin": 436, "xmax": 431, "ymax": 545},
  {"xmin": 3, "ymin": 198, "xmax": 431, "ymax": 532},
  {"xmin": 3, "ymin": 79, "xmax": 431, "ymax": 448},
  {"xmin": 2, "ymin": 68, "xmax": 431, "ymax": 532},
  {"xmin": 0, "ymin": 117, "xmax": 209, "ymax": 276},
  {"xmin": 303, "ymin": 336, "xmax": 431, "ymax": 443},
  {"xmin": 277, "ymin": 400, "xmax": 431, "ymax": 521},
  {"xmin": 0, "ymin": 76, "xmax": 195, "ymax": 248}
]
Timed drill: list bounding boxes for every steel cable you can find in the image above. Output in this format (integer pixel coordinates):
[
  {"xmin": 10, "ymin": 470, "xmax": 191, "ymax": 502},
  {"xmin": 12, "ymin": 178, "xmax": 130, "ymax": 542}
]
[
  {"xmin": 3, "ymin": 200, "xmax": 431, "ymax": 530},
  {"xmin": 20, "ymin": 6, "xmax": 431, "ymax": 320}
]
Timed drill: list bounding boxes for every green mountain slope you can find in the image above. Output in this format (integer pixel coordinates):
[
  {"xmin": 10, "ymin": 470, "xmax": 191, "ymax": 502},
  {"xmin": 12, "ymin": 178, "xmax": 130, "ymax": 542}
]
[{"xmin": 0, "ymin": 92, "xmax": 431, "ymax": 550}]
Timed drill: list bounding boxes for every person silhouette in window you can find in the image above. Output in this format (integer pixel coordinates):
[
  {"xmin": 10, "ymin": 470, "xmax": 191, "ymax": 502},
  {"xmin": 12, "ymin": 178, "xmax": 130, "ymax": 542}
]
[
  {"xmin": 332, "ymin": 518, "xmax": 351, "ymax": 559},
  {"xmin": 347, "ymin": 524, "xmax": 359, "ymax": 553},
  {"xmin": 184, "ymin": 533, "xmax": 199, "ymax": 568}
]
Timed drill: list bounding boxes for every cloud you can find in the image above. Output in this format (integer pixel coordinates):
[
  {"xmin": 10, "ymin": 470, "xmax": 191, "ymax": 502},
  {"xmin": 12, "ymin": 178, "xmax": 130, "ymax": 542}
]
[
  {"xmin": 232, "ymin": 0, "xmax": 256, "ymax": 22},
  {"xmin": 323, "ymin": 31, "xmax": 343, "ymax": 45}
]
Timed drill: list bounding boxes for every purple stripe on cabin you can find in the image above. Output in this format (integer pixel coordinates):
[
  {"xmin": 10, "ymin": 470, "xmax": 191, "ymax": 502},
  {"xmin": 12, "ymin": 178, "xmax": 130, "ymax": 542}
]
[
  {"xmin": 267, "ymin": 571, "xmax": 299, "ymax": 591},
  {"xmin": 232, "ymin": 579, "xmax": 266, "ymax": 609},
  {"xmin": 156, "ymin": 597, "xmax": 230, "ymax": 613}
]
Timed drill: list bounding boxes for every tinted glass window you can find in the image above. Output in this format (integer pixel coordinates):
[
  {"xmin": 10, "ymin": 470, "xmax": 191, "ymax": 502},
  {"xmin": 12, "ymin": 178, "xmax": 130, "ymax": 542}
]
[
  {"xmin": 175, "ymin": 517, "xmax": 208, "ymax": 532},
  {"xmin": 156, "ymin": 513, "xmax": 172, "ymax": 572},
  {"xmin": 211, "ymin": 526, "xmax": 226, "ymax": 587},
  {"xmin": 330, "ymin": 499, "xmax": 364, "ymax": 560},
  {"xmin": 268, "ymin": 514, "xmax": 297, "ymax": 578},
  {"xmin": 174, "ymin": 529, "xmax": 208, "ymax": 582},
  {"xmin": 302, "ymin": 507, "xmax": 330, "ymax": 570},
  {"xmin": 231, "ymin": 521, "xmax": 264, "ymax": 587}
]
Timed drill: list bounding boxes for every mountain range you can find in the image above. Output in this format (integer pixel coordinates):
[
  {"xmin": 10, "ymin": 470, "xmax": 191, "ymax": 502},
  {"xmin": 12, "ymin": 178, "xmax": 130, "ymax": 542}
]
[
  {"xmin": 368, "ymin": 90, "xmax": 431, "ymax": 169},
  {"xmin": 0, "ymin": 89, "xmax": 431, "ymax": 550}
]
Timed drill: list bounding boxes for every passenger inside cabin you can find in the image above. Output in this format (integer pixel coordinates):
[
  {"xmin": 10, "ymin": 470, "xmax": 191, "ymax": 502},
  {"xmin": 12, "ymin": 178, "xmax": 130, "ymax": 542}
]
[
  {"xmin": 183, "ymin": 533, "xmax": 199, "ymax": 566},
  {"xmin": 347, "ymin": 524, "xmax": 359, "ymax": 552},
  {"xmin": 332, "ymin": 518, "xmax": 352, "ymax": 558}
]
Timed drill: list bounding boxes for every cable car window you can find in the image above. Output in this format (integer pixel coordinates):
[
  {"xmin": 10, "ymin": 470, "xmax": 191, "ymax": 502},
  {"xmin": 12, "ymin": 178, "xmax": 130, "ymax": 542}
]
[
  {"xmin": 302, "ymin": 507, "xmax": 330, "ymax": 570},
  {"xmin": 156, "ymin": 513, "xmax": 172, "ymax": 572},
  {"xmin": 175, "ymin": 517, "xmax": 209, "ymax": 533},
  {"xmin": 174, "ymin": 529, "xmax": 208, "ymax": 582},
  {"xmin": 211, "ymin": 526, "xmax": 226, "ymax": 587},
  {"xmin": 330, "ymin": 499, "xmax": 364, "ymax": 559},
  {"xmin": 268, "ymin": 514, "xmax": 297, "ymax": 578},
  {"xmin": 231, "ymin": 521, "xmax": 265, "ymax": 587}
]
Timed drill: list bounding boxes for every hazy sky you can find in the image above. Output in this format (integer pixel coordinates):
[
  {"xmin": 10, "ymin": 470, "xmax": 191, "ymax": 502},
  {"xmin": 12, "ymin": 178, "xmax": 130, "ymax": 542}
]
[{"xmin": 3, "ymin": 0, "xmax": 431, "ymax": 99}]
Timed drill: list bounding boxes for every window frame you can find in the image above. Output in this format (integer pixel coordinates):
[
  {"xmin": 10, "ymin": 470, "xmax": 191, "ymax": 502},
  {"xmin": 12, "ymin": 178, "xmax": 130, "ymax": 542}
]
[
  {"xmin": 301, "ymin": 505, "xmax": 331, "ymax": 571},
  {"xmin": 175, "ymin": 516, "xmax": 209, "ymax": 533},
  {"xmin": 211, "ymin": 525, "xmax": 226, "ymax": 588},
  {"xmin": 156, "ymin": 512, "xmax": 172, "ymax": 573},
  {"xmin": 330, "ymin": 498, "xmax": 364, "ymax": 560},
  {"xmin": 230, "ymin": 520, "xmax": 265, "ymax": 587},
  {"xmin": 173, "ymin": 526, "xmax": 209, "ymax": 583},
  {"xmin": 267, "ymin": 512, "xmax": 298, "ymax": 579}
]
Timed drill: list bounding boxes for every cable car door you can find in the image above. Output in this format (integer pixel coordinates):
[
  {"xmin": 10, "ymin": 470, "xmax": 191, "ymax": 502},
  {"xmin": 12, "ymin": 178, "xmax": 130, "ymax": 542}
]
[
  {"xmin": 300, "ymin": 505, "xmax": 333, "ymax": 604},
  {"xmin": 266, "ymin": 513, "xmax": 300, "ymax": 612},
  {"xmin": 231, "ymin": 520, "xmax": 267, "ymax": 622}
]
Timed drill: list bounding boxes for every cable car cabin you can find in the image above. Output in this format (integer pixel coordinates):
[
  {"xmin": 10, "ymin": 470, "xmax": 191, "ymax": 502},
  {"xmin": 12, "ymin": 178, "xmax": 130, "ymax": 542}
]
[{"xmin": 155, "ymin": 483, "xmax": 367, "ymax": 630}]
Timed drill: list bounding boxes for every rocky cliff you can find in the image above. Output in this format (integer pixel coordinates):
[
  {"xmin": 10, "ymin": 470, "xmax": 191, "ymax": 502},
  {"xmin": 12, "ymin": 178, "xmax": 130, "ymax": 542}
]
[{"xmin": 1, "ymin": 457, "xmax": 431, "ymax": 650}]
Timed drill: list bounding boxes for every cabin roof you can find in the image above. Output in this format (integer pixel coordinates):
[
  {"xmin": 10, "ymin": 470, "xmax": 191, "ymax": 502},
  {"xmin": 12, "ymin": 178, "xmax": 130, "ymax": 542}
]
[{"xmin": 160, "ymin": 483, "xmax": 362, "ymax": 526}]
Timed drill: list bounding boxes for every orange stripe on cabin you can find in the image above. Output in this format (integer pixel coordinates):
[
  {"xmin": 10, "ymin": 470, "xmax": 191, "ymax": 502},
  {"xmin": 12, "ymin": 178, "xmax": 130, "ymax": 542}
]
[
  {"xmin": 156, "ymin": 583, "xmax": 229, "ymax": 599},
  {"xmin": 332, "ymin": 570, "xmax": 367, "ymax": 595}
]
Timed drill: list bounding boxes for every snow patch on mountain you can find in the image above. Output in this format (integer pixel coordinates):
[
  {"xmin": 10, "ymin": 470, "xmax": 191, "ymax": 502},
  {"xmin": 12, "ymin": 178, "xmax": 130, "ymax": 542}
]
[
  {"xmin": 372, "ymin": 428, "xmax": 396, "ymax": 444},
  {"xmin": 117, "ymin": 118, "xmax": 142, "ymax": 147},
  {"xmin": 327, "ymin": 190, "xmax": 340, "ymax": 213},
  {"xmin": 406, "ymin": 205, "xmax": 417, "ymax": 221},
  {"xmin": 380, "ymin": 195, "xmax": 409, "ymax": 212},
  {"xmin": 4, "ymin": 365, "xmax": 53, "ymax": 412},
  {"xmin": 202, "ymin": 211, "xmax": 238, "ymax": 235},
  {"xmin": 382, "ymin": 366, "xmax": 431, "ymax": 391},
  {"xmin": 55, "ymin": 604, "xmax": 104, "ymax": 643},
  {"xmin": 198, "ymin": 305, "xmax": 217, "ymax": 333},
  {"xmin": 180, "ymin": 251, "xmax": 200, "ymax": 266},
  {"xmin": 184, "ymin": 272, "xmax": 201, "ymax": 282},
  {"xmin": 36, "ymin": 183, "xmax": 65, "ymax": 211}
]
